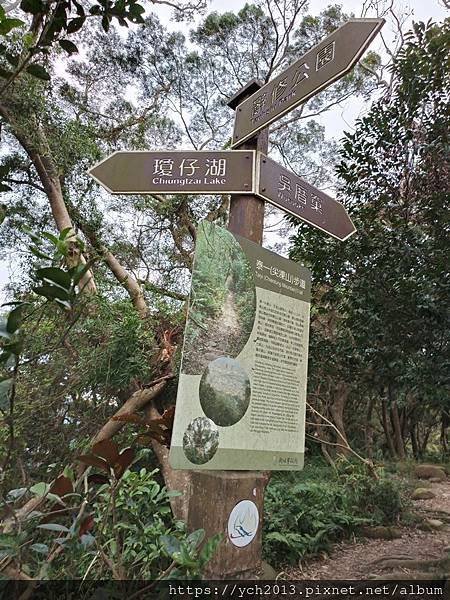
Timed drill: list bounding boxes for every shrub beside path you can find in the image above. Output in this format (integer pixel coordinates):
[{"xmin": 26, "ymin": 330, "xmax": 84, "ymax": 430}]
[{"xmin": 283, "ymin": 475, "xmax": 450, "ymax": 580}]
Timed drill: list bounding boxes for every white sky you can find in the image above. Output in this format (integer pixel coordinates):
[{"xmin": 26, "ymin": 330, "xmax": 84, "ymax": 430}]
[{"xmin": 0, "ymin": 0, "xmax": 448, "ymax": 299}]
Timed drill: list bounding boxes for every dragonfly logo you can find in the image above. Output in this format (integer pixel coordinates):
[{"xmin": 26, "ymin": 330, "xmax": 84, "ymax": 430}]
[{"xmin": 227, "ymin": 500, "xmax": 259, "ymax": 548}]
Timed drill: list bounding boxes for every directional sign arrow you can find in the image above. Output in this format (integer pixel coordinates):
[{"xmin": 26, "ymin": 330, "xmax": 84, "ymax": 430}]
[
  {"xmin": 231, "ymin": 18, "xmax": 384, "ymax": 147},
  {"xmin": 256, "ymin": 154, "xmax": 355, "ymax": 241},
  {"xmin": 89, "ymin": 150, "xmax": 256, "ymax": 195}
]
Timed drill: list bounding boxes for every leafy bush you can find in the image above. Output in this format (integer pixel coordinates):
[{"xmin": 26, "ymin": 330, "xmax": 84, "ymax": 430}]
[
  {"xmin": 2, "ymin": 466, "xmax": 220, "ymax": 580},
  {"xmin": 79, "ymin": 467, "xmax": 220, "ymax": 579},
  {"xmin": 338, "ymin": 460, "xmax": 405, "ymax": 525},
  {"xmin": 263, "ymin": 478, "xmax": 366, "ymax": 565},
  {"xmin": 263, "ymin": 459, "xmax": 405, "ymax": 566}
]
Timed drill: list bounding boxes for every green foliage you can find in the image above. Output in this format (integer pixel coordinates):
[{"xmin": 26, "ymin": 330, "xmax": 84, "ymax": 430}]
[
  {"xmin": 25, "ymin": 63, "xmax": 51, "ymax": 80},
  {"xmin": 0, "ymin": 0, "xmax": 147, "ymax": 85},
  {"xmin": 2, "ymin": 465, "xmax": 219, "ymax": 579},
  {"xmin": 290, "ymin": 18, "xmax": 449, "ymax": 459},
  {"xmin": 160, "ymin": 529, "xmax": 222, "ymax": 578},
  {"xmin": 0, "ymin": 378, "xmax": 13, "ymax": 411},
  {"xmin": 337, "ymin": 460, "xmax": 405, "ymax": 525},
  {"xmin": 77, "ymin": 297, "xmax": 156, "ymax": 391},
  {"xmin": 56, "ymin": 467, "xmax": 219, "ymax": 579},
  {"xmin": 0, "ymin": 294, "xmax": 159, "ymax": 487},
  {"xmin": 0, "ymin": 299, "xmax": 28, "ymax": 415},
  {"xmin": 263, "ymin": 460, "xmax": 405, "ymax": 566},
  {"xmin": 0, "ymin": 5, "xmax": 24, "ymax": 37},
  {"xmin": 194, "ymin": 10, "xmax": 241, "ymax": 38},
  {"xmin": 0, "ymin": 224, "xmax": 159, "ymax": 485}
]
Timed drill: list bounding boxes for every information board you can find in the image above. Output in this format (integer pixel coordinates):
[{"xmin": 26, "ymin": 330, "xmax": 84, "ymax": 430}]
[{"xmin": 169, "ymin": 221, "xmax": 311, "ymax": 471}]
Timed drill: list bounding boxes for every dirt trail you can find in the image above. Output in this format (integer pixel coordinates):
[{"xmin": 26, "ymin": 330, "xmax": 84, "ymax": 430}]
[
  {"xmin": 283, "ymin": 478, "xmax": 450, "ymax": 580},
  {"xmin": 186, "ymin": 290, "xmax": 243, "ymax": 372},
  {"xmin": 202, "ymin": 290, "xmax": 240, "ymax": 363},
  {"xmin": 220, "ymin": 292, "xmax": 240, "ymax": 335}
]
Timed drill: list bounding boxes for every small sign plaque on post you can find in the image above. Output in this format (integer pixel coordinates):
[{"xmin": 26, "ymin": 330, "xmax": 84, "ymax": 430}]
[
  {"xmin": 227, "ymin": 500, "xmax": 259, "ymax": 548},
  {"xmin": 231, "ymin": 18, "xmax": 384, "ymax": 147},
  {"xmin": 169, "ymin": 221, "xmax": 311, "ymax": 471},
  {"xmin": 257, "ymin": 153, "xmax": 355, "ymax": 241},
  {"xmin": 89, "ymin": 150, "xmax": 256, "ymax": 195}
]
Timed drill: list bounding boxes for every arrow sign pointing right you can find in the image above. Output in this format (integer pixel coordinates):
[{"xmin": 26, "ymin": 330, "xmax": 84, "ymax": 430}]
[
  {"xmin": 256, "ymin": 154, "xmax": 355, "ymax": 241},
  {"xmin": 232, "ymin": 18, "xmax": 384, "ymax": 147}
]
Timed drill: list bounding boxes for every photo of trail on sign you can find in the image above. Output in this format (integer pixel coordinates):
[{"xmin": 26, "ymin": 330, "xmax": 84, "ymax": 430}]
[
  {"xmin": 169, "ymin": 221, "xmax": 311, "ymax": 471},
  {"xmin": 181, "ymin": 223, "xmax": 256, "ymax": 375}
]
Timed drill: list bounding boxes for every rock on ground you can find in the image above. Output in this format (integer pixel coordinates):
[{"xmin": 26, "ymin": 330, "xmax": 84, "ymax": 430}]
[
  {"xmin": 412, "ymin": 488, "xmax": 436, "ymax": 500},
  {"xmin": 415, "ymin": 465, "xmax": 447, "ymax": 481}
]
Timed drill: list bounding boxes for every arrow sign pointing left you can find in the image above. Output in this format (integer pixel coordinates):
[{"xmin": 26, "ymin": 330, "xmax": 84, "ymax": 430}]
[{"xmin": 89, "ymin": 150, "xmax": 256, "ymax": 195}]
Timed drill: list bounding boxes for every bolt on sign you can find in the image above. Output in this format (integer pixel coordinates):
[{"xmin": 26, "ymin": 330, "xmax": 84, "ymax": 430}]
[
  {"xmin": 169, "ymin": 221, "xmax": 311, "ymax": 471},
  {"xmin": 231, "ymin": 18, "xmax": 385, "ymax": 147},
  {"xmin": 256, "ymin": 154, "xmax": 355, "ymax": 241},
  {"xmin": 88, "ymin": 150, "xmax": 256, "ymax": 195}
]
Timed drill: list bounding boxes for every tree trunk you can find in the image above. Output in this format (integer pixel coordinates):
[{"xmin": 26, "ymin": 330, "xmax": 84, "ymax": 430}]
[
  {"xmin": 441, "ymin": 411, "xmax": 449, "ymax": 454},
  {"xmin": 400, "ymin": 406, "xmax": 407, "ymax": 441},
  {"xmin": 365, "ymin": 397, "xmax": 375, "ymax": 459},
  {"xmin": 329, "ymin": 381, "xmax": 350, "ymax": 456},
  {"xmin": 91, "ymin": 382, "xmax": 168, "ymax": 445},
  {"xmin": 410, "ymin": 423, "xmax": 419, "ymax": 459},
  {"xmin": 418, "ymin": 425, "xmax": 432, "ymax": 457},
  {"xmin": 68, "ymin": 208, "xmax": 149, "ymax": 319},
  {"xmin": 99, "ymin": 249, "xmax": 148, "ymax": 319},
  {"xmin": 390, "ymin": 401, "xmax": 406, "ymax": 460},
  {"xmin": 0, "ymin": 102, "xmax": 97, "ymax": 294},
  {"xmin": 381, "ymin": 399, "xmax": 397, "ymax": 458},
  {"xmin": 320, "ymin": 443, "xmax": 336, "ymax": 470},
  {"xmin": 148, "ymin": 404, "xmax": 191, "ymax": 522}
]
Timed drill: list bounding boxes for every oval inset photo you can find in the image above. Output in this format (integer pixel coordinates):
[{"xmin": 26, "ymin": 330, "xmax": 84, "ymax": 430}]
[
  {"xmin": 182, "ymin": 417, "xmax": 219, "ymax": 465},
  {"xmin": 199, "ymin": 357, "xmax": 251, "ymax": 427}
]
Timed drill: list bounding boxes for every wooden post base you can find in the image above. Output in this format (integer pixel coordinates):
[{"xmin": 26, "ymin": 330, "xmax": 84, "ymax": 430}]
[{"xmin": 187, "ymin": 470, "xmax": 268, "ymax": 579}]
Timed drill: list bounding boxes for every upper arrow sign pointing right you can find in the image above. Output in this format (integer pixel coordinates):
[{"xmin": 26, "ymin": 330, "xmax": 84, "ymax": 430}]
[{"xmin": 231, "ymin": 18, "xmax": 384, "ymax": 147}]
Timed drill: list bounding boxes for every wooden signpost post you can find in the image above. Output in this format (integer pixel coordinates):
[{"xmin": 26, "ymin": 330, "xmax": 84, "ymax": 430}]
[
  {"xmin": 184, "ymin": 81, "xmax": 270, "ymax": 579},
  {"xmin": 88, "ymin": 18, "xmax": 384, "ymax": 579}
]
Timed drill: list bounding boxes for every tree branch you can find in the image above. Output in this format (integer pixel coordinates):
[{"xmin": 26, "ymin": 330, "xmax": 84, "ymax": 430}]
[
  {"xmin": 0, "ymin": 102, "xmax": 97, "ymax": 294},
  {"xmin": 91, "ymin": 379, "xmax": 169, "ymax": 445}
]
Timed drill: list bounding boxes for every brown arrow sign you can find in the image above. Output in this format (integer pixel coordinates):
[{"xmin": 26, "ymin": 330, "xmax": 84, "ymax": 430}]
[
  {"xmin": 256, "ymin": 154, "xmax": 355, "ymax": 241},
  {"xmin": 231, "ymin": 18, "xmax": 384, "ymax": 147},
  {"xmin": 89, "ymin": 150, "xmax": 255, "ymax": 195}
]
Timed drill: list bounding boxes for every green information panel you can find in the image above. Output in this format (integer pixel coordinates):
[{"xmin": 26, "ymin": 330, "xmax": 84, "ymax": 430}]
[{"xmin": 169, "ymin": 222, "xmax": 311, "ymax": 471}]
